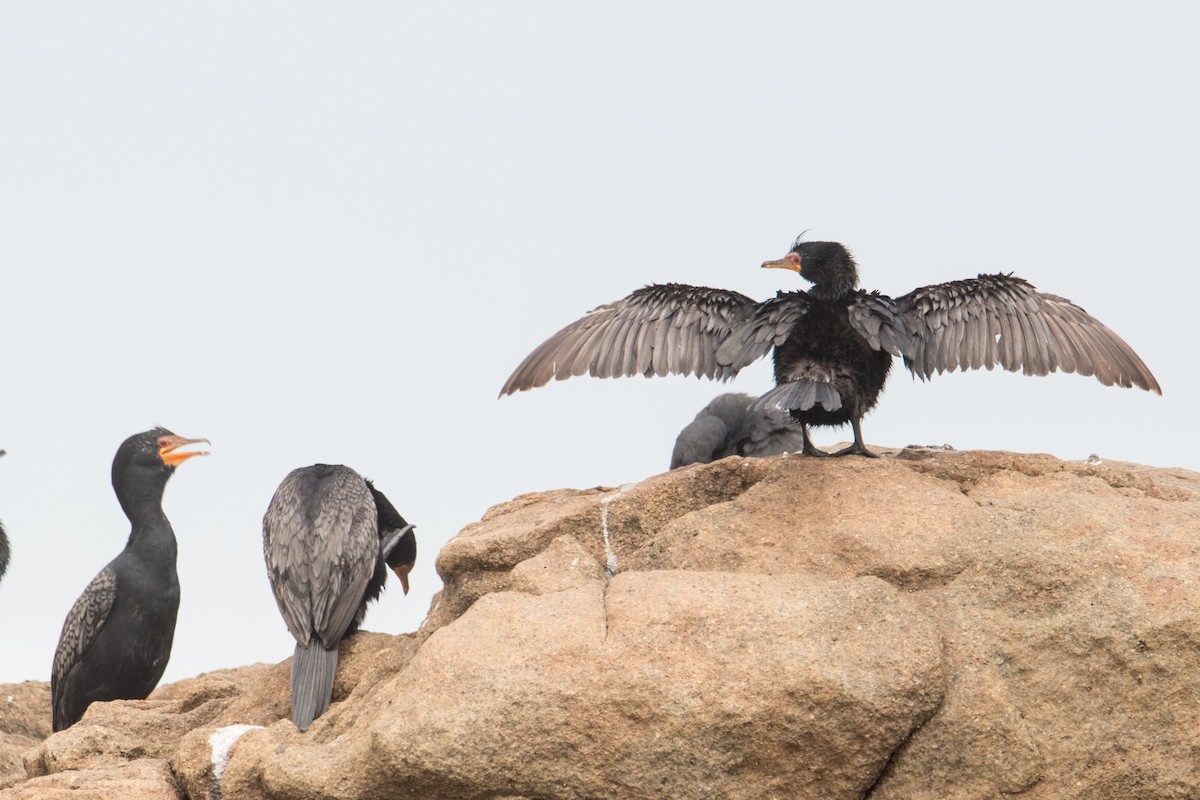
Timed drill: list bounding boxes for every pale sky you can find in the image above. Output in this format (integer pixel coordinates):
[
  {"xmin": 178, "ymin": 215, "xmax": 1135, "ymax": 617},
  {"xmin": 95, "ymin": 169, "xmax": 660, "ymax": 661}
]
[{"xmin": 0, "ymin": 3, "xmax": 1195, "ymax": 685}]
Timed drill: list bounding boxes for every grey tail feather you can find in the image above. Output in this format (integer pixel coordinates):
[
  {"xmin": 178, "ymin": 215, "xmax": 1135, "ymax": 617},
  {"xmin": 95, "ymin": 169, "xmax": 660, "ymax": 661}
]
[
  {"xmin": 291, "ymin": 643, "xmax": 338, "ymax": 732},
  {"xmin": 749, "ymin": 380, "xmax": 842, "ymax": 413}
]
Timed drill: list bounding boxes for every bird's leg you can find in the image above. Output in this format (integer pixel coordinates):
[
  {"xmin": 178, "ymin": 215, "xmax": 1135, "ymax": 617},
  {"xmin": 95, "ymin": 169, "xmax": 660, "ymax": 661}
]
[
  {"xmin": 833, "ymin": 418, "xmax": 880, "ymax": 458},
  {"xmin": 800, "ymin": 421, "xmax": 829, "ymax": 457}
]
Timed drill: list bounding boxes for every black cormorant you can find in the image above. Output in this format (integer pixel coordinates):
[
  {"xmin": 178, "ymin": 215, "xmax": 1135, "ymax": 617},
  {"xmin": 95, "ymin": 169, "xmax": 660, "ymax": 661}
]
[
  {"xmin": 501, "ymin": 237, "xmax": 1160, "ymax": 457},
  {"xmin": 671, "ymin": 393, "xmax": 806, "ymax": 468},
  {"xmin": 262, "ymin": 464, "xmax": 416, "ymax": 731},
  {"xmin": 51, "ymin": 428, "xmax": 209, "ymax": 731}
]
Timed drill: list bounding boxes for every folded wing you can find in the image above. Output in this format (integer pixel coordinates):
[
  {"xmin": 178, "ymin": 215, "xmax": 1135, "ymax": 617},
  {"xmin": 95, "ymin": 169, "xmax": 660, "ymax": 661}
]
[{"xmin": 263, "ymin": 469, "xmax": 378, "ymax": 649}]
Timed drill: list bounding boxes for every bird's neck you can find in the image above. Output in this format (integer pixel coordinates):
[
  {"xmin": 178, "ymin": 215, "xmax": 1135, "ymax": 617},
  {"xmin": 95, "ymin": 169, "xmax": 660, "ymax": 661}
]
[
  {"xmin": 810, "ymin": 282, "xmax": 856, "ymax": 301},
  {"xmin": 117, "ymin": 480, "xmax": 168, "ymax": 521},
  {"xmin": 125, "ymin": 519, "xmax": 178, "ymax": 567},
  {"xmin": 810, "ymin": 259, "xmax": 860, "ymax": 300},
  {"xmin": 118, "ymin": 482, "xmax": 177, "ymax": 564}
]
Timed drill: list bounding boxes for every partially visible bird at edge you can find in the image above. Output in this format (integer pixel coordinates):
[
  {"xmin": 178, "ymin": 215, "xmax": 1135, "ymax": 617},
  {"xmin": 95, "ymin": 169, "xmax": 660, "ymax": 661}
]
[
  {"xmin": 263, "ymin": 464, "xmax": 417, "ymax": 732},
  {"xmin": 51, "ymin": 428, "xmax": 209, "ymax": 731},
  {"xmin": 0, "ymin": 450, "xmax": 9, "ymax": 585},
  {"xmin": 501, "ymin": 236, "xmax": 1160, "ymax": 457}
]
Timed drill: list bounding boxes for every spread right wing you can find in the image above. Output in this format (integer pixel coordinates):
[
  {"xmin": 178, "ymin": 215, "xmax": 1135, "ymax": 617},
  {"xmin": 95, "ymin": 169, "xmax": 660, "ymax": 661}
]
[{"xmin": 500, "ymin": 284, "xmax": 762, "ymax": 396}]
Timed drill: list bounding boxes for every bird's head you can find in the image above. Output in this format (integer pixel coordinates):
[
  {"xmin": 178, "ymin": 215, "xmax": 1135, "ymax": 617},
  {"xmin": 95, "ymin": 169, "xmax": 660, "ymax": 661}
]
[
  {"xmin": 113, "ymin": 427, "xmax": 208, "ymax": 479},
  {"xmin": 366, "ymin": 480, "xmax": 417, "ymax": 595},
  {"xmin": 762, "ymin": 236, "xmax": 859, "ymax": 298},
  {"xmin": 111, "ymin": 427, "xmax": 209, "ymax": 513}
]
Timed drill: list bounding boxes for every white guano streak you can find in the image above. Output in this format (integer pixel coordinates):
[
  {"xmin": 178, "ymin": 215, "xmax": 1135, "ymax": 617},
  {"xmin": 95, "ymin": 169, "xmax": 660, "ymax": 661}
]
[
  {"xmin": 600, "ymin": 482, "xmax": 638, "ymax": 577},
  {"xmin": 209, "ymin": 724, "xmax": 263, "ymax": 784}
]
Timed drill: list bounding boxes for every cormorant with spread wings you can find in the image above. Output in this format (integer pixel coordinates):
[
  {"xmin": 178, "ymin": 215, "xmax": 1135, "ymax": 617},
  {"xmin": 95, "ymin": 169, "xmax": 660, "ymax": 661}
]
[{"xmin": 501, "ymin": 236, "xmax": 1160, "ymax": 457}]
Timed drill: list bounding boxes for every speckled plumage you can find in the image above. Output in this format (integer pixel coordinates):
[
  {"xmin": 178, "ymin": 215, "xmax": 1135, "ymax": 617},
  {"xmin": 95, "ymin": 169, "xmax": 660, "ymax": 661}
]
[{"xmin": 51, "ymin": 570, "xmax": 118, "ymax": 723}]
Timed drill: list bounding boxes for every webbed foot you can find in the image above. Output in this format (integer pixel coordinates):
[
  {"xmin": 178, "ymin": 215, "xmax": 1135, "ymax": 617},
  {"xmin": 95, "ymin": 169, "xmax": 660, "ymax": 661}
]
[
  {"xmin": 832, "ymin": 443, "xmax": 880, "ymax": 458},
  {"xmin": 832, "ymin": 418, "xmax": 879, "ymax": 457}
]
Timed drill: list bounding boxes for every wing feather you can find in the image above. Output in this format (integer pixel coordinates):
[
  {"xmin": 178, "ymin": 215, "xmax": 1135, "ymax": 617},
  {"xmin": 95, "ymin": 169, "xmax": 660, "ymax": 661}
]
[
  {"xmin": 591, "ymin": 311, "xmax": 625, "ymax": 376},
  {"xmin": 500, "ymin": 284, "xmax": 759, "ymax": 395},
  {"xmin": 264, "ymin": 466, "xmax": 379, "ymax": 650},
  {"xmin": 52, "ymin": 568, "xmax": 117, "ymax": 723},
  {"xmin": 714, "ymin": 291, "xmax": 815, "ymax": 370},
  {"xmin": 845, "ymin": 292, "xmax": 916, "ymax": 358},
  {"xmin": 897, "ymin": 274, "xmax": 1160, "ymax": 393},
  {"xmin": 651, "ymin": 311, "xmax": 669, "ymax": 376}
]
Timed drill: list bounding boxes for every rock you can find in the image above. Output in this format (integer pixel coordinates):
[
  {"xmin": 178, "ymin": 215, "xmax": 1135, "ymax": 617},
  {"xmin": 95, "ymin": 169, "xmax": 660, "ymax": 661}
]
[
  {"xmin": 3, "ymin": 760, "xmax": 180, "ymax": 800},
  {"xmin": 172, "ymin": 724, "xmax": 265, "ymax": 800},
  {"xmin": 0, "ymin": 683, "xmax": 50, "ymax": 789},
  {"xmin": 22, "ymin": 664, "xmax": 280, "ymax": 780},
  {"xmin": 2, "ymin": 449, "xmax": 1199, "ymax": 799},
  {"xmin": 362, "ymin": 570, "xmax": 941, "ymax": 800}
]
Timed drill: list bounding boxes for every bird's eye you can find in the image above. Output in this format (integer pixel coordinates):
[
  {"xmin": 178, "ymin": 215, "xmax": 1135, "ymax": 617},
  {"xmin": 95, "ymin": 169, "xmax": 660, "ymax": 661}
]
[{"xmin": 158, "ymin": 436, "xmax": 173, "ymax": 448}]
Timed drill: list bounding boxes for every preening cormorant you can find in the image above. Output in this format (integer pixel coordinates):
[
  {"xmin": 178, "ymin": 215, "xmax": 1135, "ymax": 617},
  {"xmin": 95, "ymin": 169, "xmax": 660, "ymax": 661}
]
[
  {"xmin": 51, "ymin": 428, "xmax": 209, "ymax": 731},
  {"xmin": 262, "ymin": 464, "xmax": 416, "ymax": 731},
  {"xmin": 671, "ymin": 393, "xmax": 806, "ymax": 469},
  {"xmin": 501, "ymin": 237, "xmax": 1160, "ymax": 457}
]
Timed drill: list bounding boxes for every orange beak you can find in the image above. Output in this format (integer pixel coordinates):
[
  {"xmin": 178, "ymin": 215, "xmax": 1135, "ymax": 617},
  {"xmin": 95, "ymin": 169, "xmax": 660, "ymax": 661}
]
[
  {"xmin": 158, "ymin": 435, "xmax": 211, "ymax": 467},
  {"xmin": 762, "ymin": 252, "xmax": 802, "ymax": 273}
]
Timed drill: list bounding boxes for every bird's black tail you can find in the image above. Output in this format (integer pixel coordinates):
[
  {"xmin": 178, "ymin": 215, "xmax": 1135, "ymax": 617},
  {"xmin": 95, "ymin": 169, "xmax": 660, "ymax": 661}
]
[{"xmin": 291, "ymin": 642, "xmax": 338, "ymax": 732}]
